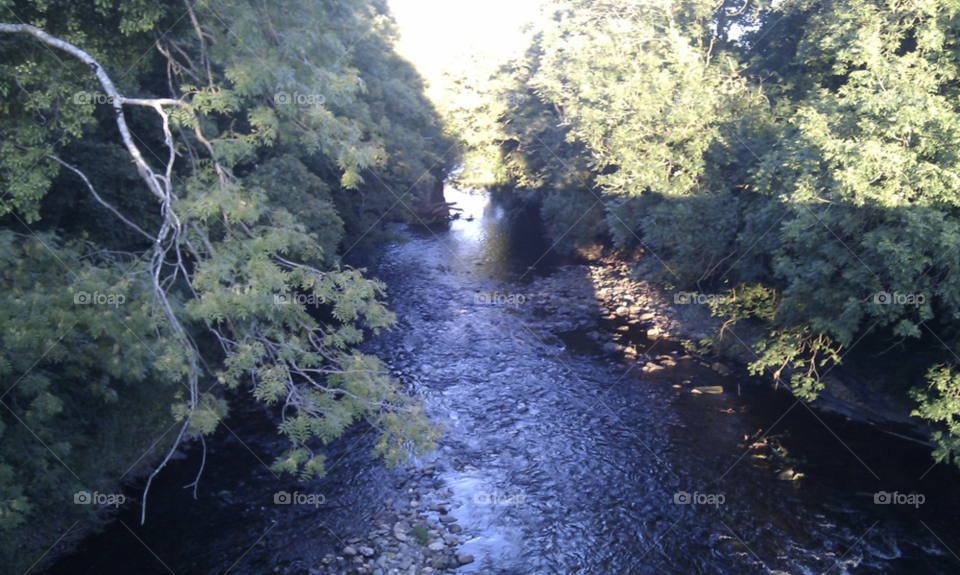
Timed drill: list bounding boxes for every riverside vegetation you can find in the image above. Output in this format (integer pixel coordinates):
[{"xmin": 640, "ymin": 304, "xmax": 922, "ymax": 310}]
[
  {"xmin": 444, "ymin": 0, "xmax": 960, "ymax": 476},
  {"xmin": 0, "ymin": 0, "xmax": 453, "ymax": 568}
]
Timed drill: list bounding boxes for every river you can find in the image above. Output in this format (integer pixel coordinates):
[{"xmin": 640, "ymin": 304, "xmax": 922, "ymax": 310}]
[{"xmin": 47, "ymin": 188, "xmax": 960, "ymax": 574}]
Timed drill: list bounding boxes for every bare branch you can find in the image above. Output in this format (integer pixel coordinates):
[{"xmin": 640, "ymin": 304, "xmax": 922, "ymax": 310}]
[
  {"xmin": 183, "ymin": 0, "xmax": 214, "ymax": 86},
  {"xmin": 0, "ymin": 23, "xmax": 166, "ymax": 201}
]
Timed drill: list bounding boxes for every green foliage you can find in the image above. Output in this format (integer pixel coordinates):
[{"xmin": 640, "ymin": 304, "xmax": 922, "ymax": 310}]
[
  {"xmin": 913, "ymin": 366, "xmax": 960, "ymax": 466},
  {"xmin": 244, "ymin": 156, "xmax": 344, "ymax": 264},
  {"xmin": 710, "ymin": 284, "xmax": 843, "ymax": 399},
  {"xmin": 440, "ymin": 46, "xmax": 602, "ymax": 251},
  {"xmin": 412, "ymin": 523, "xmax": 429, "ymax": 546},
  {"xmin": 0, "ymin": 0, "xmax": 449, "ymax": 568},
  {"xmin": 450, "ymin": 0, "xmax": 960, "ymax": 466},
  {"xmin": 0, "ymin": 231, "xmax": 178, "ymax": 565}
]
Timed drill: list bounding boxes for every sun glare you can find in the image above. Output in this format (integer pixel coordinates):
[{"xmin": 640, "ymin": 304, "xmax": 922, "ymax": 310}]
[{"xmin": 388, "ymin": 0, "xmax": 543, "ymax": 98}]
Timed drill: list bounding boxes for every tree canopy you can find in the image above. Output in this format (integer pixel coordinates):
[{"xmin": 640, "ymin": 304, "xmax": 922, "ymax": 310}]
[
  {"xmin": 448, "ymin": 0, "xmax": 960, "ymax": 468},
  {"xmin": 0, "ymin": 0, "xmax": 452, "ymax": 568}
]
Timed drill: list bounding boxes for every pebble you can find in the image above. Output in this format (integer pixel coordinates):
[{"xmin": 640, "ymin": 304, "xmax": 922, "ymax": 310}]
[
  {"xmin": 457, "ymin": 554, "xmax": 475, "ymax": 565},
  {"xmin": 711, "ymin": 362, "xmax": 732, "ymax": 376}
]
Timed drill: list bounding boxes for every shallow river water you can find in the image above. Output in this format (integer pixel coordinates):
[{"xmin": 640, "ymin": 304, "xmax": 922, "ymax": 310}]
[{"xmin": 48, "ymin": 189, "xmax": 960, "ymax": 575}]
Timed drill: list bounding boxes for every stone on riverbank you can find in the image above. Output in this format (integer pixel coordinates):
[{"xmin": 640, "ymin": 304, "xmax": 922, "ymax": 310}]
[
  {"xmin": 711, "ymin": 362, "xmax": 731, "ymax": 376},
  {"xmin": 457, "ymin": 554, "xmax": 475, "ymax": 565}
]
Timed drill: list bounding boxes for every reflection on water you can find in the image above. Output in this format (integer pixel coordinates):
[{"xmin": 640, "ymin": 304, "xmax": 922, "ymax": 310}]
[
  {"xmin": 447, "ymin": 188, "xmax": 488, "ymax": 242},
  {"xmin": 436, "ymin": 187, "xmax": 560, "ymax": 282}
]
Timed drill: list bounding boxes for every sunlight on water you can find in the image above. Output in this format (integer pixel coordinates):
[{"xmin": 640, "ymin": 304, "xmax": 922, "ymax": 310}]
[{"xmin": 447, "ymin": 187, "xmax": 488, "ymax": 243}]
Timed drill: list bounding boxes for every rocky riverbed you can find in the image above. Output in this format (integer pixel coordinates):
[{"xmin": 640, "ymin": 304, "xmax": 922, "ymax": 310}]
[
  {"xmin": 523, "ymin": 260, "xmax": 720, "ymax": 343},
  {"xmin": 312, "ymin": 464, "xmax": 473, "ymax": 575},
  {"xmin": 309, "ymin": 259, "xmax": 734, "ymax": 575},
  {"xmin": 308, "ymin": 245, "xmax": 949, "ymax": 573},
  {"xmin": 316, "ymin": 228, "xmax": 945, "ymax": 574},
  {"xmin": 524, "ymin": 259, "xmax": 930, "ymax": 435}
]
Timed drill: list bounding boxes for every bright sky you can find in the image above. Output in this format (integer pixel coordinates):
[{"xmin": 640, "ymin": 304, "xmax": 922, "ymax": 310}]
[{"xmin": 388, "ymin": 0, "xmax": 543, "ymax": 99}]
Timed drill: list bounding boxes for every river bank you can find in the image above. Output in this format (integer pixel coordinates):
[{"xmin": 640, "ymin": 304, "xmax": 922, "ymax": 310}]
[{"xmin": 521, "ymin": 256, "xmax": 933, "ymax": 441}]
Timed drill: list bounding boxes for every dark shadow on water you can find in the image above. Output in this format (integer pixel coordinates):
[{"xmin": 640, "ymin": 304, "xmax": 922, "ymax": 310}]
[{"xmin": 44, "ymin": 394, "xmax": 392, "ymax": 575}]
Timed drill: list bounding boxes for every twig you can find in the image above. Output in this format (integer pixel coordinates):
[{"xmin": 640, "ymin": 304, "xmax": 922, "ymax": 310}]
[{"xmin": 42, "ymin": 154, "xmax": 154, "ymax": 241}]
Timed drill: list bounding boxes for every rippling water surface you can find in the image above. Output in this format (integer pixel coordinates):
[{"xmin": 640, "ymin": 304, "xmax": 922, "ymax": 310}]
[{"xmin": 49, "ymin": 188, "xmax": 960, "ymax": 574}]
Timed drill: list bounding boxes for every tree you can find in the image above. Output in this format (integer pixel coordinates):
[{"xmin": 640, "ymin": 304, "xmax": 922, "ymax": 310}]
[
  {"xmin": 451, "ymin": 0, "xmax": 960, "ymax": 467},
  {"xmin": 0, "ymin": 0, "xmax": 447, "ymax": 568}
]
